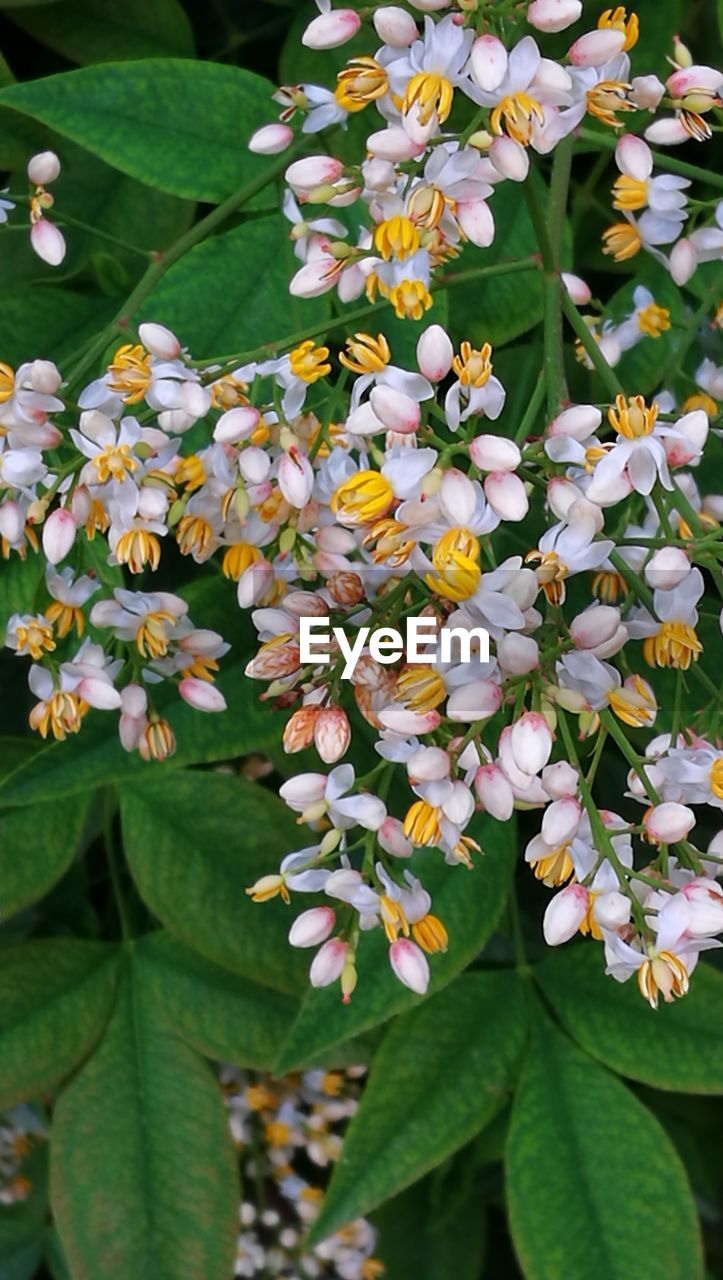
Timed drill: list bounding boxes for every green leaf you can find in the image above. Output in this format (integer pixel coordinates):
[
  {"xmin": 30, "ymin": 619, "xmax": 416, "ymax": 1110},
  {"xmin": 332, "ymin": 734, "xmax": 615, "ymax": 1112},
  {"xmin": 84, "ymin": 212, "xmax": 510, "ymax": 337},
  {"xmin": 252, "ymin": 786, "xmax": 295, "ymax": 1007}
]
[
  {"xmin": 506, "ymin": 1011, "xmax": 704, "ymax": 1280},
  {"xmin": 373, "ymin": 1176, "xmax": 486, "ymax": 1280},
  {"xmin": 536, "ymin": 945, "xmax": 723, "ymax": 1094},
  {"xmin": 275, "ymin": 814, "xmax": 517, "ymax": 1071},
  {"xmin": 9, "ymin": 0, "xmax": 194, "ymax": 64},
  {"xmin": 0, "ymin": 941, "xmax": 119, "ymax": 1108},
  {"xmin": 0, "ymin": 286, "xmax": 116, "ymax": 366},
  {"xmin": 138, "ymin": 215, "xmax": 331, "ymax": 356},
  {"xmin": 51, "ymin": 960, "xmax": 239, "ymax": 1280},
  {"xmin": 310, "ymin": 971, "xmax": 528, "ymax": 1241},
  {"xmin": 0, "ymin": 792, "xmax": 91, "ymax": 918},
  {"xmin": 0, "ymin": 1139, "xmax": 48, "ymax": 1280},
  {"xmin": 120, "ymin": 771, "xmax": 308, "ymax": 995},
  {"xmin": 136, "ymin": 931, "xmax": 298, "ymax": 1069},
  {"xmin": 0, "ymin": 552, "xmax": 44, "ymax": 637},
  {"xmin": 0, "ymin": 61, "xmax": 281, "ymax": 202}
]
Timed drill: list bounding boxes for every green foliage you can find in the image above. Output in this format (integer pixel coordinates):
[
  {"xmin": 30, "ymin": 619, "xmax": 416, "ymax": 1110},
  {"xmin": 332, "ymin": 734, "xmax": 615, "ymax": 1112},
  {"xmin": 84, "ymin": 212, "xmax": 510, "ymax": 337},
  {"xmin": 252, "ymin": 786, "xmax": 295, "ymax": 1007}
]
[
  {"xmin": 51, "ymin": 960, "xmax": 239, "ymax": 1280},
  {"xmin": 0, "ymin": 792, "xmax": 91, "ymax": 918},
  {"xmin": 373, "ymin": 1174, "xmax": 487, "ymax": 1280},
  {"xmin": 506, "ymin": 1010, "xmax": 704, "ymax": 1280},
  {"xmin": 8, "ymin": 0, "xmax": 194, "ymax": 64}
]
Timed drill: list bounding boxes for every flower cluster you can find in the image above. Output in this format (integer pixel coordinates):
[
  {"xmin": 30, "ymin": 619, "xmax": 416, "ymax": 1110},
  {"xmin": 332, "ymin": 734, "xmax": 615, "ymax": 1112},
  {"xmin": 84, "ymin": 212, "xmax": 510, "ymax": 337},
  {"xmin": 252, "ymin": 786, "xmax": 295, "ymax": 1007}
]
[
  {"xmin": 2, "ymin": 1, "xmax": 723, "ymax": 1013},
  {"xmin": 221, "ymin": 1063, "xmax": 382, "ymax": 1278},
  {"xmin": 0, "ymin": 1105, "xmax": 46, "ymax": 1206}
]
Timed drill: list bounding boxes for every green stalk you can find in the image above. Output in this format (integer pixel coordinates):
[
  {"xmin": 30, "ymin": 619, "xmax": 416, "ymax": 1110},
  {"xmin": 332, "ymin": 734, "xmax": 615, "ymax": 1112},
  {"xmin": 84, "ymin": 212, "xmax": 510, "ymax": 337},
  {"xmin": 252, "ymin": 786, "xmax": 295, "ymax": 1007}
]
[{"xmin": 579, "ymin": 127, "xmax": 723, "ymax": 191}]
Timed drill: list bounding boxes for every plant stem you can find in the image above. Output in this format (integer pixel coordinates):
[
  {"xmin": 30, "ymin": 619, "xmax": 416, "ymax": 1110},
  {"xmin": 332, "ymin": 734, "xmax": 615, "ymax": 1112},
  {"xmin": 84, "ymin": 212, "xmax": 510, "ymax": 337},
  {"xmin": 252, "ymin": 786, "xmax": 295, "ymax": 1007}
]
[
  {"xmin": 561, "ymin": 290, "xmax": 623, "ymax": 399},
  {"xmin": 579, "ymin": 127, "xmax": 723, "ymax": 191}
]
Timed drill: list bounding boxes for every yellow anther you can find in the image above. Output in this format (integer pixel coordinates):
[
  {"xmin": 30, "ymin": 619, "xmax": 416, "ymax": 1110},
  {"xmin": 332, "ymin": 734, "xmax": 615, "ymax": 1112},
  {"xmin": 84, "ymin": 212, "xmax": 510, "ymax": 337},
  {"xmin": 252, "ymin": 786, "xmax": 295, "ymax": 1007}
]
[
  {"xmin": 107, "ymin": 343, "xmax": 152, "ymax": 404},
  {"xmin": 490, "ymin": 92, "xmax": 544, "ymax": 146},
  {"xmin": 339, "ymin": 332, "xmax": 391, "ymax": 375},
  {"xmin": 288, "ymin": 340, "xmax": 331, "ymax": 384},
  {"xmin": 331, "ymin": 470, "xmax": 394, "ymax": 525},
  {"xmin": 597, "ymin": 6, "xmax": 639, "ymax": 51},
  {"xmin": 374, "ymin": 215, "xmax": 420, "ymax": 262},
  {"xmin": 587, "ymin": 80, "xmax": 634, "ymax": 129},
  {"xmin": 608, "ymin": 393, "xmax": 658, "ymax": 439},
  {"xmin": 612, "ymin": 174, "xmax": 648, "ymax": 211},
  {"xmin": 637, "ymin": 302, "xmax": 670, "ymax": 338},
  {"xmin": 602, "ymin": 221, "xmax": 642, "ymax": 261},
  {"xmin": 396, "ymin": 665, "xmax": 446, "ymax": 712},
  {"xmin": 115, "ymin": 528, "xmax": 161, "ymax": 573},
  {"xmin": 403, "ymin": 799, "xmax": 442, "ymax": 847},
  {"xmin": 403, "ymin": 71, "xmax": 454, "ymax": 125},
  {"xmin": 452, "ymin": 340, "xmax": 493, "ymax": 389},
  {"xmin": 335, "ymin": 56, "xmax": 388, "ymax": 112},
  {"xmin": 425, "ymin": 526, "xmax": 481, "ymax": 602},
  {"xmin": 643, "ymin": 621, "xmax": 702, "ymax": 671}
]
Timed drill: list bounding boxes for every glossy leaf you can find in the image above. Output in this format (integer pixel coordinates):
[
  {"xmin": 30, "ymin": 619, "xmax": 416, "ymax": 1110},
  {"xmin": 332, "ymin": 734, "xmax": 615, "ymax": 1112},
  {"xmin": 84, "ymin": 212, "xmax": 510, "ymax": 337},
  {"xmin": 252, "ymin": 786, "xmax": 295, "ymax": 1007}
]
[
  {"xmin": 373, "ymin": 1176, "xmax": 486, "ymax": 1280},
  {"xmin": 121, "ymin": 771, "xmax": 308, "ymax": 995},
  {"xmin": 0, "ymin": 792, "xmax": 91, "ymax": 918},
  {"xmin": 506, "ymin": 1012, "xmax": 704, "ymax": 1280},
  {"xmin": 536, "ymin": 945, "xmax": 723, "ymax": 1094},
  {"xmin": 51, "ymin": 962, "xmax": 239, "ymax": 1280},
  {"xmin": 136, "ymin": 931, "xmax": 298, "ymax": 1070},
  {"xmin": 0, "ymin": 61, "xmax": 279, "ymax": 202},
  {"xmin": 0, "ymin": 286, "xmax": 116, "ymax": 367},
  {"xmin": 0, "ymin": 941, "xmax": 119, "ymax": 1108},
  {"xmin": 275, "ymin": 814, "xmax": 517, "ymax": 1071},
  {"xmin": 9, "ymin": 0, "xmax": 194, "ymax": 64},
  {"xmin": 310, "ymin": 971, "xmax": 528, "ymax": 1241}
]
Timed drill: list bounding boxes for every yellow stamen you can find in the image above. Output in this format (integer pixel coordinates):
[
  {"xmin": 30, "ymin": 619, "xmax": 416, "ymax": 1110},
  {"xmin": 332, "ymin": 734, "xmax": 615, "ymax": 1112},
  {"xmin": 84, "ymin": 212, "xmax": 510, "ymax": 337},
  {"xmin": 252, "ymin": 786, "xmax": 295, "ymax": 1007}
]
[
  {"xmin": 396, "ymin": 665, "xmax": 446, "ymax": 712},
  {"xmin": 331, "ymin": 470, "xmax": 394, "ymax": 525},
  {"xmin": 602, "ymin": 220, "xmax": 641, "ymax": 261},
  {"xmin": 490, "ymin": 92, "xmax": 544, "ymax": 146},
  {"xmin": 107, "ymin": 343, "xmax": 152, "ymax": 404},
  {"xmin": 637, "ymin": 302, "xmax": 670, "ymax": 338},
  {"xmin": 115, "ymin": 528, "xmax": 161, "ymax": 573},
  {"xmin": 140, "ymin": 717, "xmax": 176, "ymax": 763},
  {"xmin": 710, "ymin": 759, "xmax": 723, "ymax": 800},
  {"xmin": 587, "ymin": 79, "xmax": 635, "ymax": 129},
  {"xmin": 288, "ymin": 339, "xmax": 331, "ymax": 385},
  {"xmin": 335, "ymin": 56, "xmax": 388, "ymax": 112},
  {"xmin": 637, "ymin": 950, "xmax": 688, "ymax": 1009},
  {"xmin": 403, "ymin": 71, "xmax": 454, "ymax": 126},
  {"xmin": 176, "ymin": 514, "xmax": 213, "ymax": 559},
  {"xmin": 386, "ymin": 279, "xmax": 433, "ymax": 321},
  {"xmin": 210, "ymin": 374, "xmax": 248, "ymax": 410},
  {"xmin": 642, "ymin": 621, "xmax": 702, "ymax": 671},
  {"xmin": 608, "ymin": 393, "xmax": 658, "ymax": 438},
  {"xmin": 174, "ymin": 454, "xmax": 206, "ymax": 492},
  {"xmin": 245, "ymin": 874, "xmax": 290, "ymax": 905},
  {"xmin": 374, "ymin": 215, "xmax": 420, "ymax": 262},
  {"xmin": 15, "ymin": 618, "xmax": 55, "ymax": 660},
  {"xmin": 592, "ymin": 569, "xmax": 627, "ymax": 603},
  {"xmin": 0, "ymin": 361, "xmax": 15, "ymax": 404},
  {"xmin": 529, "ymin": 845, "xmax": 574, "ymax": 888},
  {"xmin": 577, "ymin": 891, "xmax": 604, "ymax": 941},
  {"xmin": 403, "ymin": 799, "xmax": 442, "ymax": 847},
  {"xmin": 452, "ymin": 340, "xmax": 493, "ymax": 389},
  {"xmin": 29, "ymin": 691, "xmax": 87, "ymax": 741},
  {"xmin": 612, "ymin": 174, "xmax": 648, "ymax": 211},
  {"xmin": 222, "ymin": 541, "xmax": 261, "ymax": 581},
  {"xmin": 680, "ymin": 109, "xmax": 713, "ymax": 142},
  {"xmin": 380, "ymin": 894, "xmax": 410, "ymax": 943},
  {"xmin": 425, "ymin": 526, "xmax": 481, "ymax": 603},
  {"xmin": 44, "ymin": 601, "xmax": 84, "ymax": 639},
  {"xmin": 607, "ymin": 675, "xmax": 657, "ymax": 727},
  {"xmin": 135, "ymin": 609, "xmax": 177, "ymax": 659},
  {"xmin": 597, "ymin": 6, "xmax": 639, "ymax": 51},
  {"xmin": 363, "ymin": 517, "xmax": 415, "ymax": 567},
  {"xmin": 339, "ymin": 332, "xmax": 390, "ymax": 375},
  {"xmin": 412, "ymin": 913, "xmax": 448, "ymax": 954},
  {"xmin": 92, "ymin": 442, "xmax": 138, "ymax": 485},
  {"xmin": 525, "ymin": 549, "xmax": 568, "ymax": 606},
  {"xmin": 682, "ymin": 392, "xmax": 718, "ymax": 418}
]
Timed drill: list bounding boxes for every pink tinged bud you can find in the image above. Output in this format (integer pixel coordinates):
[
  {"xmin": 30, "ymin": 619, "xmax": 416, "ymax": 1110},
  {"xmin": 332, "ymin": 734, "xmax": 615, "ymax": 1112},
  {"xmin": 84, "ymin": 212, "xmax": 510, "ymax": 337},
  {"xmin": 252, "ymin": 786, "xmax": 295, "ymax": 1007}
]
[
  {"xmin": 408, "ymin": 0, "xmax": 451, "ymax": 9},
  {"xmin": 30, "ymin": 219, "xmax": 66, "ymax": 266},
  {"xmin": 629, "ymin": 75, "xmax": 665, "ymax": 110},
  {"xmin": 137, "ymin": 322, "xmax": 181, "ymax": 359},
  {"xmin": 214, "ymin": 406, "xmax": 261, "ymax": 444},
  {"xmin": 237, "ymin": 559, "xmax": 273, "ymax": 608},
  {"xmin": 378, "ymin": 706, "xmax": 442, "ymax": 735},
  {"xmin": 615, "ymin": 134, "xmax": 653, "ymax": 182},
  {"xmin": 474, "ymin": 764, "xmax": 514, "ymax": 820},
  {"xmin": 543, "ymin": 884, "xmax": 589, "ymax": 946},
  {"xmin": 670, "ymin": 238, "xmax": 697, "ymax": 286},
  {"xmin": 568, "ymin": 28, "xmax": 625, "ymax": 67},
  {"xmin": 681, "ymin": 880, "xmax": 723, "ymax": 937},
  {"xmin": 510, "ymin": 712, "xmax": 553, "ymax": 776},
  {"xmin": 29, "ymin": 359, "xmax": 62, "ymax": 394},
  {"xmin": 289, "ymin": 257, "xmax": 339, "ymax": 299},
  {"xmin": 121, "ymin": 683, "xmax": 148, "ymax": 718},
  {"xmin": 285, "ymin": 155, "xmax": 344, "ymax": 192},
  {"xmin": 278, "ymin": 451, "xmax": 314, "ymax": 508},
  {"xmin": 75, "ymin": 678, "xmax": 122, "ymax": 711},
  {"xmin": 470, "ymin": 35, "xmax": 508, "ymax": 92},
  {"xmin": 179, "ymin": 678, "xmax": 227, "ymax": 712},
  {"xmin": 489, "ymin": 136, "xmax": 529, "ymax": 182},
  {"xmin": 42, "ymin": 507, "xmax": 76, "ymax": 564},
  {"xmin": 644, "ymin": 118, "xmax": 689, "ymax": 146},
  {"xmin": 314, "ymin": 706, "xmax": 350, "ymax": 763},
  {"xmin": 548, "ymin": 404, "xmax": 602, "ymax": 440},
  {"xmin": 593, "ymin": 890, "xmax": 630, "ymax": 930},
  {"xmin": 541, "ymin": 797, "xmax": 581, "ymax": 846},
  {"xmin": 447, "ymin": 680, "xmax": 502, "ymax": 724},
  {"xmin": 248, "ymin": 123, "xmax": 294, "ymax": 155},
  {"xmin": 27, "ymin": 150, "xmax": 61, "ymax": 185},
  {"xmin": 527, "ymin": 0, "xmax": 582, "ymax": 32},
  {"xmin": 667, "ymin": 66, "xmax": 723, "ymax": 97},
  {"xmin": 0, "ymin": 500, "xmax": 24, "ymax": 544},
  {"xmin": 483, "ymin": 471, "xmax": 529, "ymax": 521},
  {"xmin": 366, "ymin": 127, "xmax": 424, "ymax": 162},
  {"xmin": 369, "ymin": 384, "xmax": 421, "ymax": 434},
  {"xmin": 416, "ymin": 324, "xmax": 453, "ymax": 382},
  {"xmin": 561, "ymin": 272, "xmax": 591, "ymax": 305},
  {"xmin": 439, "ymin": 469, "xmax": 477, "ymax": 525},
  {"xmin": 302, "ymin": 7, "xmax": 361, "ymax": 49},
  {"xmin": 644, "ymin": 802, "xmax": 695, "ymax": 844},
  {"xmin": 541, "ymin": 761, "xmax": 579, "ymax": 800},
  {"xmin": 289, "ymin": 906, "xmax": 336, "ymax": 948},
  {"xmin": 455, "ymin": 199, "xmax": 494, "ymax": 248},
  {"xmin": 378, "ymin": 816, "xmax": 414, "ymax": 858},
  {"xmin": 389, "ymin": 938, "xmax": 429, "ymax": 994},
  {"xmin": 373, "ymin": 5, "xmax": 417, "ymax": 45},
  {"xmin": 316, "ymin": 525, "xmax": 357, "ymax": 554},
  {"xmin": 644, "ymin": 547, "xmax": 690, "ymax": 590},
  {"xmin": 469, "ymin": 434, "xmax": 521, "ymax": 473},
  {"xmin": 497, "ymin": 633, "xmax": 539, "ymax": 676},
  {"xmin": 407, "ymin": 746, "xmax": 450, "ymax": 783},
  {"xmin": 309, "ymin": 938, "xmax": 349, "ymax": 987},
  {"xmin": 570, "ymin": 605, "xmax": 623, "ymax": 650}
]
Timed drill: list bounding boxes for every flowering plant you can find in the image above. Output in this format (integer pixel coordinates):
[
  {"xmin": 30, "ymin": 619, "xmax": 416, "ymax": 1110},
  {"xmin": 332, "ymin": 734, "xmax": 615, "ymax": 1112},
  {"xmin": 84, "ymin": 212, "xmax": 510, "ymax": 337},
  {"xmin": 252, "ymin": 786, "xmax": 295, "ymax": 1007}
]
[{"xmin": 0, "ymin": 1, "xmax": 722, "ymax": 1277}]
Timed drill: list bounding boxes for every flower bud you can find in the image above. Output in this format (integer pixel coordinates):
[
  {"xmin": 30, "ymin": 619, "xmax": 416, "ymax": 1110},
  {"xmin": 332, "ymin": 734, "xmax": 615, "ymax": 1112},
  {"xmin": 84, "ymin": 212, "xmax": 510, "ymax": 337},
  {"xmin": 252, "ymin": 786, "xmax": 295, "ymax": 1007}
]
[
  {"xmin": 42, "ymin": 507, "xmax": 76, "ymax": 564},
  {"xmin": 542, "ymin": 796, "xmax": 581, "ymax": 846},
  {"xmin": 547, "ymin": 403, "xmax": 602, "ymax": 440},
  {"xmin": 644, "ymin": 547, "xmax": 690, "ymax": 590},
  {"xmin": 179, "ymin": 677, "xmax": 227, "ymax": 712},
  {"xmin": 543, "ymin": 884, "xmax": 588, "ymax": 945},
  {"xmin": 644, "ymin": 802, "xmax": 695, "ymax": 844},
  {"xmin": 670, "ymin": 238, "xmax": 698, "ymax": 286},
  {"xmin": 379, "ymin": 705, "xmax": 442, "ymax": 735},
  {"xmin": 561, "ymin": 272, "xmax": 592, "ymax": 305},
  {"xmin": 407, "ymin": 745, "xmax": 450, "ymax": 783},
  {"xmin": 302, "ymin": 6, "xmax": 361, "ymax": 49},
  {"xmin": 628, "ymin": 74, "xmax": 665, "ymax": 110},
  {"xmin": 248, "ymin": 123, "xmax": 294, "ymax": 155},
  {"xmin": 439, "ymin": 468, "xmax": 477, "ymax": 525},
  {"xmin": 541, "ymin": 760, "xmax": 579, "ymax": 799},
  {"xmin": 527, "ymin": 0, "xmax": 582, "ymax": 32},
  {"xmin": 214, "ymin": 405, "xmax": 261, "ymax": 444},
  {"xmin": 497, "ymin": 633, "xmax": 540, "ymax": 675},
  {"xmin": 510, "ymin": 711, "xmax": 553, "ymax": 775},
  {"xmin": 314, "ymin": 705, "xmax": 350, "ymax": 763},
  {"xmin": 285, "ymin": 155, "xmax": 344, "ymax": 193},
  {"xmin": 373, "ymin": 5, "xmax": 417, "ymax": 45},
  {"xmin": 681, "ymin": 879, "xmax": 723, "ymax": 937},
  {"xmin": 370, "ymin": 384, "xmax": 421, "ymax": 434},
  {"xmin": 138, "ymin": 322, "xmax": 182, "ymax": 359},
  {"xmin": 29, "ymin": 359, "xmax": 62, "ymax": 394},
  {"xmin": 76, "ymin": 677, "xmax": 122, "ymax": 711},
  {"xmin": 289, "ymin": 906, "xmax": 336, "ymax": 948},
  {"xmin": 488, "ymin": 136, "xmax": 529, "ymax": 181},
  {"xmin": 644, "ymin": 118, "xmax": 689, "ymax": 145},
  {"xmin": 570, "ymin": 604, "xmax": 626, "ymax": 653},
  {"xmin": 568, "ymin": 28, "xmax": 626, "ymax": 67},
  {"xmin": 283, "ymin": 705, "xmax": 320, "ymax": 754},
  {"xmin": 469, "ymin": 436, "xmax": 520, "ymax": 477},
  {"xmin": 366, "ymin": 127, "xmax": 424, "ymax": 162},
  {"xmin": 469, "ymin": 35, "xmax": 508, "ymax": 92},
  {"xmin": 615, "ymin": 133, "xmax": 653, "ymax": 181},
  {"xmin": 278, "ymin": 451, "xmax": 314, "ymax": 508},
  {"xmin": 289, "ymin": 256, "xmax": 339, "ymax": 298},
  {"xmin": 484, "ymin": 471, "xmax": 529, "ymax": 521},
  {"xmin": 310, "ymin": 938, "xmax": 349, "ymax": 987},
  {"xmin": 594, "ymin": 890, "xmax": 630, "ymax": 930},
  {"xmin": 378, "ymin": 816, "xmax": 414, "ymax": 858},
  {"xmin": 455, "ymin": 199, "xmax": 494, "ymax": 248},
  {"xmin": 416, "ymin": 324, "xmax": 454, "ymax": 381},
  {"xmin": 667, "ymin": 65, "xmax": 723, "ymax": 98},
  {"xmin": 389, "ymin": 938, "xmax": 429, "ymax": 994},
  {"xmin": 446, "ymin": 679, "xmax": 502, "ymax": 723},
  {"xmin": 0, "ymin": 500, "xmax": 25, "ymax": 545},
  {"xmin": 237, "ymin": 559, "xmax": 273, "ymax": 608},
  {"xmin": 30, "ymin": 219, "xmax": 66, "ymax": 266},
  {"xmin": 474, "ymin": 764, "xmax": 514, "ymax": 820},
  {"xmin": 27, "ymin": 150, "xmax": 61, "ymax": 185}
]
